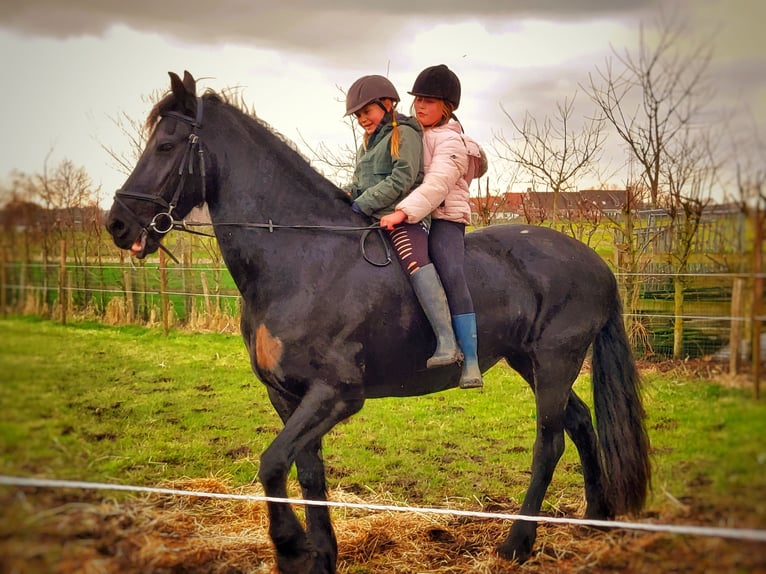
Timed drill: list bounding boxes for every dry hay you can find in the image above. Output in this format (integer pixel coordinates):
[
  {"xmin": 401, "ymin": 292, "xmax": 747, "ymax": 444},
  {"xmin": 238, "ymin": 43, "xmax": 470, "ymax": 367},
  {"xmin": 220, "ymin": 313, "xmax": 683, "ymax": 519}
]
[{"xmin": 1, "ymin": 477, "xmax": 764, "ymax": 573}]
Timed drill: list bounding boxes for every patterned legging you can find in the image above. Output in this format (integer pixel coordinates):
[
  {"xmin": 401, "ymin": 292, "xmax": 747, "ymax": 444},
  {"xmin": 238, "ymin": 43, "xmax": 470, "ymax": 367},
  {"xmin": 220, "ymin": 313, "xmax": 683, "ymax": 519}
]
[{"xmin": 387, "ymin": 221, "xmax": 431, "ymax": 276}]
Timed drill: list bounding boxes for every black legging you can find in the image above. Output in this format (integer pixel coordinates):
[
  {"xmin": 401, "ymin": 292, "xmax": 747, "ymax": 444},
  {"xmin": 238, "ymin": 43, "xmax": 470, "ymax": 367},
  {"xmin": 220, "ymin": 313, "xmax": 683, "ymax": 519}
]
[
  {"xmin": 387, "ymin": 221, "xmax": 430, "ymax": 276},
  {"xmin": 429, "ymin": 219, "xmax": 474, "ymax": 315}
]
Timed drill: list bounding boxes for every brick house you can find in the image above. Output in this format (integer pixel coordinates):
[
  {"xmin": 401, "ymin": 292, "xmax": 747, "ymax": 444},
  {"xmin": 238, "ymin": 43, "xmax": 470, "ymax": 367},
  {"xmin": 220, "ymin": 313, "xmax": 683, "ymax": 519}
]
[{"xmin": 470, "ymin": 189, "xmax": 628, "ymax": 224}]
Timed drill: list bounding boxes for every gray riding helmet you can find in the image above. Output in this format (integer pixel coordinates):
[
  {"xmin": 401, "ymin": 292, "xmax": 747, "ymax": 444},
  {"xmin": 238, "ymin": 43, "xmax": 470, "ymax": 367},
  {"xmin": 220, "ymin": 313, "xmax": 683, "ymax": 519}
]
[{"xmin": 345, "ymin": 75, "xmax": 400, "ymax": 116}]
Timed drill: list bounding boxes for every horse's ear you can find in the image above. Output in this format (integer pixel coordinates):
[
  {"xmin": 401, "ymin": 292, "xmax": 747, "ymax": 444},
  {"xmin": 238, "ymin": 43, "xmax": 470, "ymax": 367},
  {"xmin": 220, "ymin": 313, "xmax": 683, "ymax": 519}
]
[
  {"xmin": 182, "ymin": 70, "xmax": 197, "ymax": 96},
  {"xmin": 169, "ymin": 71, "xmax": 197, "ymax": 114},
  {"xmin": 169, "ymin": 71, "xmax": 187, "ymax": 101}
]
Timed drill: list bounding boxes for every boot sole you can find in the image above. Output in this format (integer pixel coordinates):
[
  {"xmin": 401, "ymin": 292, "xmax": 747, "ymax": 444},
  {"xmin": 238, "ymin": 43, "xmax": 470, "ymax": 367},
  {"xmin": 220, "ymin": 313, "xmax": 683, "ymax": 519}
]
[
  {"xmin": 426, "ymin": 353, "xmax": 462, "ymax": 369},
  {"xmin": 459, "ymin": 380, "xmax": 484, "ymax": 389}
]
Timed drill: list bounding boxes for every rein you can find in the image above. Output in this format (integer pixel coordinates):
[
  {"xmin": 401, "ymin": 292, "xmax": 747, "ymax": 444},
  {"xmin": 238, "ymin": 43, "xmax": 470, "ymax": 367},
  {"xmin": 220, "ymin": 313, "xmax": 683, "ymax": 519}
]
[
  {"xmin": 176, "ymin": 219, "xmax": 393, "ymax": 268},
  {"xmin": 114, "ymin": 97, "xmax": 392, "ymax": 267}
]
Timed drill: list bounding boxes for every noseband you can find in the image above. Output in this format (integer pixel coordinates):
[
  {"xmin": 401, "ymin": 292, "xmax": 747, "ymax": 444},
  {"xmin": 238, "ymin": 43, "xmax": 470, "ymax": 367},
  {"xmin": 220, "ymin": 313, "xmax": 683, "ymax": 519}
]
[{"xmin": 113, "ymin": 97, "xmax": 207, "ymax": 245}]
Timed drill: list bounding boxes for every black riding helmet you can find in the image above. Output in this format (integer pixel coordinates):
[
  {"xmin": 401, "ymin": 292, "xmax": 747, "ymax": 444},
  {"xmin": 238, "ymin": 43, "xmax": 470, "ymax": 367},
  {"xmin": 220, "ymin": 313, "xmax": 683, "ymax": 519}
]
[
  {"xmin": 345, "ymin": 75, "xmax": 400, "ymax": 116},
  {"xmin": 409, "ymin": 64, "xmax": 461, "ymax": 110}
]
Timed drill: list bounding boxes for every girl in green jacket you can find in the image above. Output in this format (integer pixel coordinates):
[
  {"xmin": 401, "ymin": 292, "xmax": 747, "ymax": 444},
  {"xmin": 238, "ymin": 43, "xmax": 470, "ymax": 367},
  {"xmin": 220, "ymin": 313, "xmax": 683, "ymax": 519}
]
[{"xmin": 345, "ymin": 74, "xmax": 460, "ymax": 370}]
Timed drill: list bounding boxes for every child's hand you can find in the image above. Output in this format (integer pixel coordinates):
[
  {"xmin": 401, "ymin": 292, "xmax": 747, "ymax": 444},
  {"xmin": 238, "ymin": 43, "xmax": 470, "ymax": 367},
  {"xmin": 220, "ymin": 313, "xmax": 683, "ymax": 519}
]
[{"xmin": 380, "ymin": 210, "xmax": 407, "ymax": 230}]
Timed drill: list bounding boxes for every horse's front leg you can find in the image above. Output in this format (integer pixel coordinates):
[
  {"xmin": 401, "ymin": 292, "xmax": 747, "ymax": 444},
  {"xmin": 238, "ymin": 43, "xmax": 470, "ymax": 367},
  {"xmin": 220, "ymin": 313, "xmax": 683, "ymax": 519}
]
[{"xmin": 259, "ymin": 383, "xmax": 364, "ymax": 574}]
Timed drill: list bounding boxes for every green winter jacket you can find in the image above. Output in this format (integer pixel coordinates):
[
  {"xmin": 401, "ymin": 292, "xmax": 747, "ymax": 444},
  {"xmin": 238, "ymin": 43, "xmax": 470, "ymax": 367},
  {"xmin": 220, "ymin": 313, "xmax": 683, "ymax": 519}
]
[{"xmin": 348, "ymin": 113, "xmax": 425, "ymax": 220}]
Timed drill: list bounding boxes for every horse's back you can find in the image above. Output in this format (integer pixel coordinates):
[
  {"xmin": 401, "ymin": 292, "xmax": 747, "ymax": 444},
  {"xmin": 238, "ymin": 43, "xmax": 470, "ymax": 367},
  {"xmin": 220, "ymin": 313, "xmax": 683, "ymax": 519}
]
[
  {"xmin": 465, "ymin": 224, "xmax": 618, "ymax": 365},
  {"xmin": 467, "ymin": 224, "xmax": 611, "ymax": 283}
]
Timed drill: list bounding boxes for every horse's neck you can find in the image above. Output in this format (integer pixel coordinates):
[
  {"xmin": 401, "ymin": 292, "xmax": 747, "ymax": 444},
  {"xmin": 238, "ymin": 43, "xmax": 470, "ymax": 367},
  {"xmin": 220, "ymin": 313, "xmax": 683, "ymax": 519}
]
[
  {"xmin": 208, "ymin": 124, "xmax": 350, "ymax": 226},
  {"xmin": 202, "ymin": 106, "xmax": 360, "ymax": 298}
]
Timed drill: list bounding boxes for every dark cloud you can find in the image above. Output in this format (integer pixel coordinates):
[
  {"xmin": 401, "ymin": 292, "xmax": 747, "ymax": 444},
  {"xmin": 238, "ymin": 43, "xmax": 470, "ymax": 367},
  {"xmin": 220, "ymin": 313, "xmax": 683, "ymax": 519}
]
[{"xmin": 0, "ymin": 0, "xmax": 655, "ymax": 56}]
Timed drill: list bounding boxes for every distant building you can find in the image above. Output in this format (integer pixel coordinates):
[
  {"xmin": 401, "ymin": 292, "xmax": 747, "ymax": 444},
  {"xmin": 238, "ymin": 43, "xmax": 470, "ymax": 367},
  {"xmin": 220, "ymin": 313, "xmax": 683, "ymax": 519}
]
[{"xmin": 469, "ymin": 189, "xmax": 629, "ymax": 224}]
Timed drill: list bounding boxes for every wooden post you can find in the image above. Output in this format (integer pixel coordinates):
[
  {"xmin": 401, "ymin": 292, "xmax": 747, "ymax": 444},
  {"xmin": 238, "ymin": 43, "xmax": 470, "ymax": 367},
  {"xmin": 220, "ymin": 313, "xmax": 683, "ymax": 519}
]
[
  {"xmin": 730, "ymin": 278, "xmax": 745, "ymax": 375},
  {"xmin": 753, "ymin": 210, "xmax": 764, "ymax": 399},
  {"xmin": 19, "ymin": 260, "xmax": 26, "ymax": 314},
  {"xmin": 672, "ymin": 275, "xmax": 685, "ymax": 360},
  {"xmin": 1, "ymin": 246, "xmax": 7, "ymax": 318},
  {"xmin": 200, "ymin": 271, "xmax": 212, "ymax": 317},
  {"xmin": 59, "ymin": 239, "xmax": 67, "ymax": 326},
  {"xmin": 159, "ymin": 249, "xmax": 169, "ymax": 335},
  {"xmin": 183, "ymin": 240, "xmax": 192, "ymax": 325},
  {"xmin": 122, "ymin": 251, "xmax": 135, "ymax": 324}
]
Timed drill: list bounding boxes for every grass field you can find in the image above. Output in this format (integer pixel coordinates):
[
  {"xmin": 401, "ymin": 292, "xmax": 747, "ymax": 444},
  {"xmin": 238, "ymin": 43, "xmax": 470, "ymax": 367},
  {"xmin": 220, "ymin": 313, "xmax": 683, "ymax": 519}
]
[{"xmin": 1, "ymin": 317, "xmax": 765, "ymax": 572}]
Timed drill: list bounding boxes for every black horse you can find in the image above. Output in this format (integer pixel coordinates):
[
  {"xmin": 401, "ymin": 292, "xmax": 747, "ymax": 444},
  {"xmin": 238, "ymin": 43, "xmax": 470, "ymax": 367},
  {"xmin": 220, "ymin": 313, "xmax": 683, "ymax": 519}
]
[{"xmin": 107, "ymin": 71, "xmax": 650, "ymax": 573}]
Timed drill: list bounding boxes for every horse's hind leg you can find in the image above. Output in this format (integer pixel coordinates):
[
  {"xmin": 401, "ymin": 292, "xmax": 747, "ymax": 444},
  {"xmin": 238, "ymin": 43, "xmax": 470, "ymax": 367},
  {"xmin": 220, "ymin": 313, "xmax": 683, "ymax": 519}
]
[
  {"xmin": 497, "ymin": 352, "xmax": 583, "ymax": 563},
  {"xmin": 564, "ymin": 391, "xmax": 612, "ymax": 520},
  {"xmin": 295, "ymin": 439, "xmax": 337, "ymax": 573}
]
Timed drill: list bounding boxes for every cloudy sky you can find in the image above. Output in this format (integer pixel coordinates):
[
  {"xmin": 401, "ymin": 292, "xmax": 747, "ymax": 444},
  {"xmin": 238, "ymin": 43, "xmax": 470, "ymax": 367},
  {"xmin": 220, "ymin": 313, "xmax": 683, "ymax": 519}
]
[{"xmin": 1, "ymin": 0, "xmax": 764, "ymax": 205}]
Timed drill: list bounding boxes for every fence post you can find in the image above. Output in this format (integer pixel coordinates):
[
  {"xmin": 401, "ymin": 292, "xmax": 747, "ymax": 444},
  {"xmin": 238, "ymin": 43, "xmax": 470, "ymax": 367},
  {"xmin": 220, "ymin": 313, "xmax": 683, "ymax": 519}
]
[
  {"xmin": 753, "ymin": 210, "xmax": 764, "ymax": 400},
  {"xmin": 118, "ymin": 251, "xmax": 133, "ymax": 324},
  {"xmin": 19, "ymin": 260, "xmax": 26, "ymax": 314},
  {"xmin": 200, "ymin": 271, "xmax": 212, "ymax": 317},
  {"xmin": 753, "ymin": 274, "xmax": 763, "ymax": 400},
  {"xmin": 1, "ymin": 245, "xmax": 6, "ymax": 319},
  {"xmin": 59, "ymin": 239, "xmax": 67, "ymax": 326},
  {"xmin": 159, "ymin": 249, "xmax": 169, "ymax": 335},
  {"xmin": 183, "ymin": 240, "xmax": 192, "ymax": 324},
  {"xmin": 730, "ymin": 278, "xmax": 745, "ymax": 375}
]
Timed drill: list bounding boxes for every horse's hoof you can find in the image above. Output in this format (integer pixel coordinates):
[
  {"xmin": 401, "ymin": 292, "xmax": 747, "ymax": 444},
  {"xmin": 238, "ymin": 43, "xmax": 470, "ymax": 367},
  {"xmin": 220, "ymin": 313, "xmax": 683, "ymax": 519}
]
[
  {"xmin": 276, "ymin": 554, "xmax": 316, "ymax": 574},
  {"xmin": 496, "ymin": 540, "xmax": 532, "ymax": 564}
]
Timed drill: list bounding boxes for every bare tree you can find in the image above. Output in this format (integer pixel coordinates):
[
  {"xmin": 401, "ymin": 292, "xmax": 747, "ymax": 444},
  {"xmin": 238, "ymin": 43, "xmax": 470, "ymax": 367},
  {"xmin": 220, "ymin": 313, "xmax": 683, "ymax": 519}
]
[
  {"xmin": 100, "ymin": 89, "xmax": 166, "ymax": 176},
  {"xmin": 1, "ymin": 172, "xmax": 44, "ymax": 305},
  {"xmin": 587, "ymin": 13, "xmax": 714, "ymax": 208},
  {"xmin": 731, "ymin": 122, "xmax": 765, "ymax": 395},
  {"xmin": 5, "ymin": 152, "xmax": 100, "ymax": 315},
  {"xmin": 659, "ymin": 126, "xmax": 719, "ymax": 358},
  {"xmin": 606, "ymin": 181, "xmax": 656, "ymax": 351},
  {"xmin": 471, "ymin": 157, "xmax": 524, "ymax": 227},
  {"xmin": 41, "ymin": 159, "xmax": 100, "ymax": 212},
  {"xmin": 494, "ymin": 93, "xmax": 607, "ymax": 223},
  {"xmin": 298, "ymin": 126, "xmax": 359, "ymax": 188},
  {"xmin": 298, "ymin": 85, "xmax": 361, "ymax": 188},
  {"xmin": 471, "ymin": 178, "xmax": 501, "ymax": 227}
]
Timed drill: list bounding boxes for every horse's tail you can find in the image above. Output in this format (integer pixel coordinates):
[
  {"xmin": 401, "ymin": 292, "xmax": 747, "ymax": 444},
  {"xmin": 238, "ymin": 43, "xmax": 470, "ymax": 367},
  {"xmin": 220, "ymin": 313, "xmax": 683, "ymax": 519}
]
[{"xmin": 591, "ymin": 301, "xmax": 651, "ymax": 516}]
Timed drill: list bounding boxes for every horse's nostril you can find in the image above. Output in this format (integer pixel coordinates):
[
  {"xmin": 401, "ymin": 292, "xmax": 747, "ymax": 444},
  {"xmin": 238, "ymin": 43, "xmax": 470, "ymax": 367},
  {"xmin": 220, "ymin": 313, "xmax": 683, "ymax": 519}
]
[{"xmin": 107, "ymin": 219, "xmax": 125, "ymax": 234}]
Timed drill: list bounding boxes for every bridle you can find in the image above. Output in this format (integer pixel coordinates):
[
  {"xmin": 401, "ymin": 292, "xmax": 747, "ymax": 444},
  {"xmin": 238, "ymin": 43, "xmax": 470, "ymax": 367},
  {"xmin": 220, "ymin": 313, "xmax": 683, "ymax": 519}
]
[
  {"xmin": 112, "ymin": 97, "xmax": 208, "ymax": 262},
  {"xmin": 112, "ymin": 96, "xmax": 391, "ymax": 267}
]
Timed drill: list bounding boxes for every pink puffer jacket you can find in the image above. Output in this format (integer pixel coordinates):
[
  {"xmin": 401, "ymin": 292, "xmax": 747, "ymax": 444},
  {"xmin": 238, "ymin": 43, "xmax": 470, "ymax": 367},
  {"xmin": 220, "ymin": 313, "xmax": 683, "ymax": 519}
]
[{"xmin": 396, "ymin": 120, "xmax": 477, "ymax": 225}]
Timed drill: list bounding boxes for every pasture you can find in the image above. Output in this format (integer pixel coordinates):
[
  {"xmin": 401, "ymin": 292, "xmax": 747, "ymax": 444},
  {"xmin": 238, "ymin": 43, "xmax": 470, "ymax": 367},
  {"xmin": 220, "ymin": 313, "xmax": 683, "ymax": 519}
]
[{"xmin": 1, "ymin": 317, "xmax": 765, "ymax": 572}]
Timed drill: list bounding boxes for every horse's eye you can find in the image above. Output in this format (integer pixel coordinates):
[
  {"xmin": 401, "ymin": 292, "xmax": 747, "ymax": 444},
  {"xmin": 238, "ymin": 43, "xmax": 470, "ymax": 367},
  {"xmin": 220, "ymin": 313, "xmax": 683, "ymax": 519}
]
[{"xmin": 157, "ymin": 142, "xmax": 174, "ymax": 152}]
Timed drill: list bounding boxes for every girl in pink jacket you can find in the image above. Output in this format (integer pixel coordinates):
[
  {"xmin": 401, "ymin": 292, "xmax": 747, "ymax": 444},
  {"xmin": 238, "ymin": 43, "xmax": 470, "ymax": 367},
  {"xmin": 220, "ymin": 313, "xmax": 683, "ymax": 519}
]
[{"xmin": 380, "ymin": 65, "xmax": 486, "ymax": 389}]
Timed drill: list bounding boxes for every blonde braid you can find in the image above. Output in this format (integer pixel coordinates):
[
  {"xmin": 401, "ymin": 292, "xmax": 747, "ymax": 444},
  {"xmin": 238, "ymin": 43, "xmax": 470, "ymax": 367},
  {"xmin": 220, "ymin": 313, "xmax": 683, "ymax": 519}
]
[
  {"xmin": 441, "ymin": 101, "xmax": 456, "ymax": 124},
  {"xmin": 389, "ymin": 103, "xmax": 400, "ymax": 159}
]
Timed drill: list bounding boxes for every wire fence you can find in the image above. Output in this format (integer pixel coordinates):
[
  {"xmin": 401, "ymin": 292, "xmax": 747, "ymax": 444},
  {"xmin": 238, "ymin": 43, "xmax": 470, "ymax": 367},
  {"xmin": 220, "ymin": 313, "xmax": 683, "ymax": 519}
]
[{"xmin": 1, "ymin": 246, "xmax": 764, "ymax": 367}]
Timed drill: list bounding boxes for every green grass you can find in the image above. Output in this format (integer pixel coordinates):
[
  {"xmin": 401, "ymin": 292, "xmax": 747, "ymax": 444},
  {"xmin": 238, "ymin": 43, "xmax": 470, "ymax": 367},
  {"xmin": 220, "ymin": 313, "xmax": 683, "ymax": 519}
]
[
  {"xmin": 1, "ymin": 317, "xmax": 764, "ymax": 519},
  {"xmin": 643, "ymin": 373, "xmax": 766, "ymax": 497},
  {"xmin": 0, "ymin": 317, "xmax": 269, "ymax": 486}
]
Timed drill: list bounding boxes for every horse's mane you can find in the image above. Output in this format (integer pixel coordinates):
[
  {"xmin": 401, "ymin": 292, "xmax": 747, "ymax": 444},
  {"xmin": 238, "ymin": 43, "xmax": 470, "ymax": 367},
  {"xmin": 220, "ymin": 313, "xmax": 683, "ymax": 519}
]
[{"xmin": 146, "ymin": 88, "xmax": 351, "ymax": 203}]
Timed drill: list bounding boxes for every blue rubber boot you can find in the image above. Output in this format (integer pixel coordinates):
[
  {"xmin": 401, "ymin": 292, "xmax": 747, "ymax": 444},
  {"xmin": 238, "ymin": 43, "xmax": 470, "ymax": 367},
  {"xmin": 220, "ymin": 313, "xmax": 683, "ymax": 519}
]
[
  {"xmin": 453, "ymin": 313, "xmax": 483, "ymax": 389},
  {"xmin": 410, "ymin": 264, "xmax": 462, "ymax": 369}
]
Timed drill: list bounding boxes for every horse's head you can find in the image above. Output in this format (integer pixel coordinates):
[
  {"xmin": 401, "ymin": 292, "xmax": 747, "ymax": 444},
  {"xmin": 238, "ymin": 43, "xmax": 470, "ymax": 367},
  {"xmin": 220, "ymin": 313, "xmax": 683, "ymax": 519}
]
[{"xmin": 106, "ymin": 71, "xmax": 208, "ymax": 259}]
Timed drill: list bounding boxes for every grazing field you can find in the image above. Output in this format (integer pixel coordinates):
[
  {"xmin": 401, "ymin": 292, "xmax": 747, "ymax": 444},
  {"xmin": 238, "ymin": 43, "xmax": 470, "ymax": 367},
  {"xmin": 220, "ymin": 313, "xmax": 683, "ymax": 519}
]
[{"xmin": 1, "ymin": 317, "xmax": 764, "ymax": 573}]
